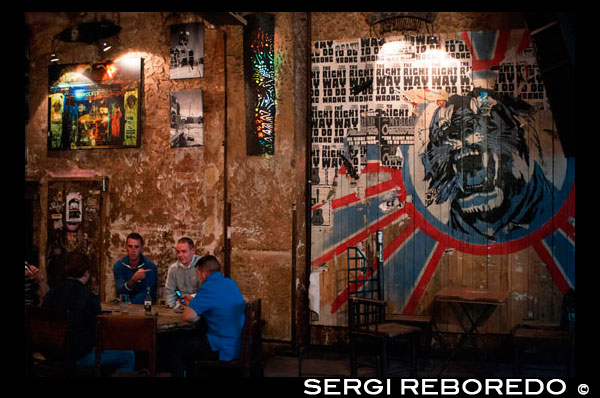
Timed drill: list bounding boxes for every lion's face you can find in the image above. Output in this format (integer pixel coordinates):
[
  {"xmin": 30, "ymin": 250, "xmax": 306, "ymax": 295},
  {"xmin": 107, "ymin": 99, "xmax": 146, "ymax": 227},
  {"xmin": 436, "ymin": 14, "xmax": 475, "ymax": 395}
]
[{"xmin": 421, "ymin": 90, "xmax": 534, "ymax": 234}]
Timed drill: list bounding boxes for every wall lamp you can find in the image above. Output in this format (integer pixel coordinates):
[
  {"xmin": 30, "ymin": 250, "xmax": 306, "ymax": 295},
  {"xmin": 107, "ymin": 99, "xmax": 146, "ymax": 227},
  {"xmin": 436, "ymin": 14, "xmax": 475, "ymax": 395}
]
[{"xmin": 50, "ymin": 20, "xmax": 122, "ymax": 63}]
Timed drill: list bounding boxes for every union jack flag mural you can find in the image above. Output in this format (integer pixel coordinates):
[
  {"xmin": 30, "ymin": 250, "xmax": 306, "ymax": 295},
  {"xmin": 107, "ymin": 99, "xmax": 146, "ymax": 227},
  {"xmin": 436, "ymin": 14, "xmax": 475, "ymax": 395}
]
[{"xmin": 310, "ymin": 29, "xmax": 574, "ymax": 330}]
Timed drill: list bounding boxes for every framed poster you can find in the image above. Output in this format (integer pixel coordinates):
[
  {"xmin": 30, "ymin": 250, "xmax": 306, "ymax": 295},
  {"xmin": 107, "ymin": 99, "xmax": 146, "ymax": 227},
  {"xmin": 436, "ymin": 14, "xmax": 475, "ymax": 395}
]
[
  {"xmin": 170, "ymin": 23, "xmax": 204, "ymax": 79},
  {"xmin": 48, "ymin": 58, "xmax": 143, "ymax": 150},
  {"xmin": 170, "ymin": 89, "xmax": 204, "ymax": 147}
]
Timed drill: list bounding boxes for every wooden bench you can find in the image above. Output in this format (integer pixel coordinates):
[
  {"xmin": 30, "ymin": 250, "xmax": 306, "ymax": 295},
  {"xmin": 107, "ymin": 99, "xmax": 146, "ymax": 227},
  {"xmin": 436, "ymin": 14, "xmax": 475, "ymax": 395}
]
[
  {"xmin": 512, "ymin": 322, "xmax": 573, "ymax": 376},
  {"xmin": 190, "ymin": 299, "xmax": 263, "ymax": 377}
]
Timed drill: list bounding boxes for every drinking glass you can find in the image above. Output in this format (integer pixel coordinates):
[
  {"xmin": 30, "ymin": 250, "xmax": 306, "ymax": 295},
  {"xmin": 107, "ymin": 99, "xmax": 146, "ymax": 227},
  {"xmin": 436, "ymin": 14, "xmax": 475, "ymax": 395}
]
[
  {"xmin": 119, "ymin": 294, "xmax": 130, "ymax": 314},
  {"xmin": 158, "ymin": 287, "xmax": 167, "ymax": 308}
]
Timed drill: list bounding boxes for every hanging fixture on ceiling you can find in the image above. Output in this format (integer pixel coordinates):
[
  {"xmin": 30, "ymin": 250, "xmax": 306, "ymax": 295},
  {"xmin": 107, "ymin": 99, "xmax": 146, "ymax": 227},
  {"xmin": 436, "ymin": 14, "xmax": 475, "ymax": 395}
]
[
  {"xmin": 366, "ymin": 12, "xmax": 437, "ymax": 36},
  {"xmin": 49, "ymin": 20, "xmax": 122, "ymax": 63},
  {"xmin": 55, "ymin": 20, "xmax": 122, "ymax": 44}
]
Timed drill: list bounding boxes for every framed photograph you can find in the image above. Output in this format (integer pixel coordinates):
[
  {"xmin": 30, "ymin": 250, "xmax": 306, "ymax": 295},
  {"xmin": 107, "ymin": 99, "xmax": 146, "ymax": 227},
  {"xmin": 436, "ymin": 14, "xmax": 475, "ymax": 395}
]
[
  {"xmin": 170, "ymin": 89, "xmax": 204, "ymax": 147},
  {"xmin": 170, "ymin": 23, "xmax": 204, "ymax": 79},
  {"xmin": 47, "ymin": 57, "xmax": 143, "ymax": 150}
]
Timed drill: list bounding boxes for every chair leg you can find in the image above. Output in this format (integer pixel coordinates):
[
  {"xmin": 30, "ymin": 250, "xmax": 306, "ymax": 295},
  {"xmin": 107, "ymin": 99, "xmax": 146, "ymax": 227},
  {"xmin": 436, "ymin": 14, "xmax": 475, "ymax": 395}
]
[
  {"xmin": 379, "ymin": 339, "xmax": 388, "ymax": 377},
  {"xmin": 350, "ymin": 337, "xmax": 358, "ymax": 377},
  {"xmin": 513, "ymin": 344, "xmax": 521, "ymax": 376},
  {"xmin": 298, "ymin": 346, "xmax": 304, "ymax": 377},
  {"xmin": 410, "ymin": 335, "xmax": 418, "ymax": 378}
]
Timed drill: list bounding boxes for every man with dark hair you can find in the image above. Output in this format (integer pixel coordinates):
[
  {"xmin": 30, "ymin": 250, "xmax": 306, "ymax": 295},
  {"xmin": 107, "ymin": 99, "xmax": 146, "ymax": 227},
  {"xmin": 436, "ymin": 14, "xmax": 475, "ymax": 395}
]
[
  {"xmin": 42, "ymin": 252, "xmax": 134, "ymax": 373},
  {"xmin": 164, "ymin": 237, "xmax": 201, "ymax": 308},
  {"xmin": 159, "ymin": 255, "xmax": 245, "ymax": 377},
  {"xmin": 113, "ymin": 232, "xmax": 157, "ymax": 304}
]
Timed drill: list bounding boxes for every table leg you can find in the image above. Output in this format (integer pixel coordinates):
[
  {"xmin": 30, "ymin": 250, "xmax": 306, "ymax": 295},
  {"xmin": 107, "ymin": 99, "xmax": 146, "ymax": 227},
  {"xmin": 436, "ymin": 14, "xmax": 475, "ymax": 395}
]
[{"xmin": 438, "ymin": 302, "xmax": 497, "ymax": 376}]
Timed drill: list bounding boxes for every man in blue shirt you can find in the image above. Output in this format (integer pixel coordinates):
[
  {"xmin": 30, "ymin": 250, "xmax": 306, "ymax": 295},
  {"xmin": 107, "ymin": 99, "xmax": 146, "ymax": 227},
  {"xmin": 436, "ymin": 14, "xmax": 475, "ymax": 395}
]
[
  {"xmin": 113, "ymin": 232, "xmax": 157, "ymax": 304},
  {"xmin": 159, "ymin": 255, "xmax": 245, "ymax": 376}
]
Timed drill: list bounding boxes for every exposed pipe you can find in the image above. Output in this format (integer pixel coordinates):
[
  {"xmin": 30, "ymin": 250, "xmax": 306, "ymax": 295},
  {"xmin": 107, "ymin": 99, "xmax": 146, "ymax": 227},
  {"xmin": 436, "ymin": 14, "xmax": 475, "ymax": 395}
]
[
  {"xmin": 222, "ymin": 28, "xmax": 231, "ymax": 278},
  {"xmin": 304, "ymin": 11, "xmax": 312, "ymax": 348}
]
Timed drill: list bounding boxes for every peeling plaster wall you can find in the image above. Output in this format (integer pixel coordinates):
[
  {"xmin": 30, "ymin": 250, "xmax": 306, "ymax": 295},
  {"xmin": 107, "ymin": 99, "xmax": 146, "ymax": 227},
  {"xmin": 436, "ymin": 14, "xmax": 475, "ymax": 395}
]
[
  {"xmin": 25, "ymin": 11, "xmax": 307, "ymax": 342},
  {"xmin": 25, "ymin": 11, "xmax": 226, "ymax": 305},
  {"xmin": 224, "ymin": 13, "xmax": 308, "ymax": 341},
  {"xmin": 25, "ymin": 11, "xmax": 531, "ymax": 345}
]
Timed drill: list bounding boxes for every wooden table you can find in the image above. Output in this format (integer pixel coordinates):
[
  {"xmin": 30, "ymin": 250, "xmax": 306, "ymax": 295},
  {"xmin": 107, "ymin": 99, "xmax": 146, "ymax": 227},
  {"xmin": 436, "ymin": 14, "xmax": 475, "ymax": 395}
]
[
  {"xmin": 434, "ymin": 286, "xmax": 508, "ymax": 375},
  {"xmin": 101, "ymin": 303, "xmax": 195, "ymax": 332}
]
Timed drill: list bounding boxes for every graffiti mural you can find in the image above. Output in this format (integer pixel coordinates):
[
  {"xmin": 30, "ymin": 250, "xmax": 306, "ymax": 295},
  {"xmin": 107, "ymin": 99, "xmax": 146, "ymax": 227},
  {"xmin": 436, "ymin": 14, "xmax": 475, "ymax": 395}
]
[
  {"xmin": 310, "ymin": 29, "xmax": 574, "ymax": 328},
  {"xmin": 244, "ymin": 13, "xmax": 276, "ymax": 156}
]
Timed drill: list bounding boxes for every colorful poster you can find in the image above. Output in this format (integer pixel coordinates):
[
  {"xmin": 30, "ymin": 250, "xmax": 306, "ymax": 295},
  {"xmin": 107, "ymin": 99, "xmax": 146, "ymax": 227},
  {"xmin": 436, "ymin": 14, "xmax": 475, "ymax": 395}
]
[
  {"xmin": 244, "ymin": 13, "xmax": 276, "ymax": 156},
  {"xmin": 47, "ymin": 58, "xmax": 143, "ymax": 150}
]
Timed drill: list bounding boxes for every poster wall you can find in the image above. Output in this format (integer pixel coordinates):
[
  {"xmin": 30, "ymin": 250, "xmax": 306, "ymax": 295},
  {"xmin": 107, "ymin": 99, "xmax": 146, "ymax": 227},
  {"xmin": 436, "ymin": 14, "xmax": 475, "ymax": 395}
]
[{"xmin": 309, "ymin": 30, "xmax": 575, "ymax": 329}]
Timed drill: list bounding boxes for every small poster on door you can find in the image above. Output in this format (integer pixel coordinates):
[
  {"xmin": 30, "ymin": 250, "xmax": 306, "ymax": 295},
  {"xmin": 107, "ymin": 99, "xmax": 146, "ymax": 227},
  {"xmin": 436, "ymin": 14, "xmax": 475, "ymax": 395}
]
[{"xmin": 66, "ymin": 192, "xmax": 83, "ymax": 223}]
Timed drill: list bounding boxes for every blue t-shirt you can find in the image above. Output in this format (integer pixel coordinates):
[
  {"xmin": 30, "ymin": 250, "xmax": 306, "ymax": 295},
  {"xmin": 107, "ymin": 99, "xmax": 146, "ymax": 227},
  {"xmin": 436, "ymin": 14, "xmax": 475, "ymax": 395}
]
[
  {"xmin": 188, "ymin": 272, "xmax": 245, "ymax": 361},
  {"xmin": 113, "ymin": 254, "xmax": 157, "ymax": 304}
]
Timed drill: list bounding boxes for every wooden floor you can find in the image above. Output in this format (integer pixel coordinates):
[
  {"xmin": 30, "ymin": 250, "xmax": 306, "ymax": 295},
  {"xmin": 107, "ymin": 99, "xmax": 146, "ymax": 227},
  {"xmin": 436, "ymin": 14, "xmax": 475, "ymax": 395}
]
[{"xmin": 263, "ymin": 345, "xmax": 572, "ymax": 378}]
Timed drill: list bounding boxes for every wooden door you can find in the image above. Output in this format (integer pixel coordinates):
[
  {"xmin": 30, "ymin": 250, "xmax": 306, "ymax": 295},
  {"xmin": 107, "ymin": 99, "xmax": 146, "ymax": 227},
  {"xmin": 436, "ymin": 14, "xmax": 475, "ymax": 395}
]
[{"xmin": 46, "ymin": 179, "xmax": 105, "ymax": 297}]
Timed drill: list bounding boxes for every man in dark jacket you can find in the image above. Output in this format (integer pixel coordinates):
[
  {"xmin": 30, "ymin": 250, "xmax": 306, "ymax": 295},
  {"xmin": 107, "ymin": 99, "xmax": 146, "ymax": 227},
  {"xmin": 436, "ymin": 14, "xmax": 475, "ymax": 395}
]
[{"xmin": 42, "ymin": 252, "xmax": 134, "ymax": 372}]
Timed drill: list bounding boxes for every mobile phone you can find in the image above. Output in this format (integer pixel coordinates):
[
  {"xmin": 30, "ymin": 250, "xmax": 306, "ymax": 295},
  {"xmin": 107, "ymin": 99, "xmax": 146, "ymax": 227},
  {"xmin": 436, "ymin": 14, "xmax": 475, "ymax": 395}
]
[{"xmin": 175, "ymin": 289, "xmax": 185, "ymax": 303}]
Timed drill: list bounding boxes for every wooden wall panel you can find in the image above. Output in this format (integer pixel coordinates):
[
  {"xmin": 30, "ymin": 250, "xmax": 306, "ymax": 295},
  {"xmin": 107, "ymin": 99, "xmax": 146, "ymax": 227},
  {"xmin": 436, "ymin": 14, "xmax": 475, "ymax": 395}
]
[{"xmin": 309, "ymin": 27, "xmax": 575, "ymax": 338}]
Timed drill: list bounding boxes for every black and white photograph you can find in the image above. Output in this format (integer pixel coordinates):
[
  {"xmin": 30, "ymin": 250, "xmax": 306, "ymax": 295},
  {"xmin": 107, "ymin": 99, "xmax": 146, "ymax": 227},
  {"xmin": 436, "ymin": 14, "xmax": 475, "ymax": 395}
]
[
  {"xmin": 170, "ymin": 89, "xmax": 204, "ymax": 147},
  {"xmin": 169, "ymin": 23, "xmax": 204, "ymax": 79}
]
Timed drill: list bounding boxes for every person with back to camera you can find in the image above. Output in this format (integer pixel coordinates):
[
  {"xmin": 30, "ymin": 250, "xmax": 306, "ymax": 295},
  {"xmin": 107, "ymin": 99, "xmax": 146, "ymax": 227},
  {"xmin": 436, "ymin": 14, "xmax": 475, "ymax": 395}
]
[
  {"xmin": 113, "ymin": 232, "xmax": 157, "ymax": 304},
  {"xmin": 164, "ymin": 237, "xmax": 201, "ymax": 311},
  {"xmin": 42, "ymin": 252, "xmax": 135, "ymax": 374},
  {"xmin": 159, "ymin": 255, "xmax": 246, "ymax": 377}
]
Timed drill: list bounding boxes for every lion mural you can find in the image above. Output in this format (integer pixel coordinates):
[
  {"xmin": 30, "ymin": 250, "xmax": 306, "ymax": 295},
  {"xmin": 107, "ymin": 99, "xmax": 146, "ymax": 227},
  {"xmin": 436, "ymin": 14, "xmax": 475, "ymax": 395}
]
[{"xmin": 420, "ymin": 88, "xmax": 554, "ymax": 240}]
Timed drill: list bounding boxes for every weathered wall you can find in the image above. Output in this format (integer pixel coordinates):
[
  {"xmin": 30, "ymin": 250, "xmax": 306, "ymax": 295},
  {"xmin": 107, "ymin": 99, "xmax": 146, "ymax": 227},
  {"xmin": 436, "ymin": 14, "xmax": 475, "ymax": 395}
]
[
  {"xmin": 25, "ymin": 12, "xmax": 569, "ymax": 346},
  {"xmin": 25, "ymin": 11, "xmax": 306, "ymax": 341},
  {"xmin": 224, "ymin": 13, "xmax": 308, "ymax": 342},
  {"xmin": 26, "ymin": 13, "xmax": 294, "ymax": 339}
]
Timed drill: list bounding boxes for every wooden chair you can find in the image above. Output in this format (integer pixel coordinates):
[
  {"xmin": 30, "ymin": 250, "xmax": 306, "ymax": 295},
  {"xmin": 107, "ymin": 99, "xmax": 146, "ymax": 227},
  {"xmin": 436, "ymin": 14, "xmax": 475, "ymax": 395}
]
[
  {"xmin": 95, "ymin": 314, "xmax": 157, "ymax": 376},
  {"xmin": 25, "ymin": 305, "xmax": 76, "ymax": 377},
  {"xmin": 512, "ymin": 321, "xmax": 573, "ymax": 376},
  {"xmin": 348, "ymin": 297, "xmax": 421, "ymax": 377},
  {"xmin": 512, "ymin": 289, "xmax": 575, "ymax": 377},
  {"xmin": 191, "ymin": 299, "xmax": 263, "ymax": 377}
]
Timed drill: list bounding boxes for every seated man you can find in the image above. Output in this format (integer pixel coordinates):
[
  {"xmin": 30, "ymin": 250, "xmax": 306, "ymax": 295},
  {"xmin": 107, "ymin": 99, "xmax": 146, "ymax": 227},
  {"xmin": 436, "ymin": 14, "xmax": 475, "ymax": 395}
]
[
  {"xmin": 42, "ymin": 252, "xmax": 134, "ymax": 373},
  {"xmin": 113, "ymin": 232, "xmax": 157, "ymax": 304},
  {"xmin": 164, "ymin": 237, "xmax": 201, "ymax": 308},
  {"xmin": 159, "ymin": 255, "xmax": 246, "ymax": 377}
]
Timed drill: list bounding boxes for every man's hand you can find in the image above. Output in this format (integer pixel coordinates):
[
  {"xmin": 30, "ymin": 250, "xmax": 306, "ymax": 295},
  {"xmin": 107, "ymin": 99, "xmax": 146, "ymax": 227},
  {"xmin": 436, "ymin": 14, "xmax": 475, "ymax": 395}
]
[
  {"xmin": 25, "ymin": 265, "xmax": 44, "ymax": 281},
  {"xmin": 128, "ymin": 268, "xmax": 152, "ymax": 285},
  {"xmin": 181, "ymin": 293, "xmax": 194, "ymax": 306},
  {"xmin": 182, "ymin": 305, "xmax": 200, "ymax": 323}
]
